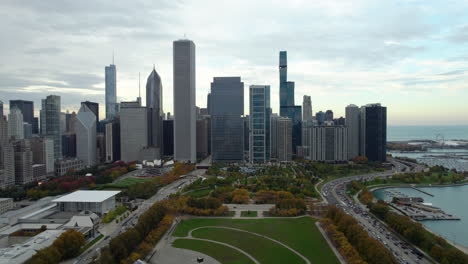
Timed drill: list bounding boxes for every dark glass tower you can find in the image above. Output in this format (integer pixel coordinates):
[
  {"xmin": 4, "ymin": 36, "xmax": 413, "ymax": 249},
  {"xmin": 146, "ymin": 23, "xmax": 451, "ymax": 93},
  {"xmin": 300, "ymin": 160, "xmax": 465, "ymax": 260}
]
[
  {"xmin": 279, "ymin": 51, "xmax": 295, "ymax": 117},
  {"xmin": 146, "ymin": 67, "xmax": 163, "ymax": 155},
  {"xmin": 360, "ymin": 104, "xmax": 387, "ymax": 162},
  {"xmin": 210, "ymin": 77, "xmax": 244, "ymax": 162}
]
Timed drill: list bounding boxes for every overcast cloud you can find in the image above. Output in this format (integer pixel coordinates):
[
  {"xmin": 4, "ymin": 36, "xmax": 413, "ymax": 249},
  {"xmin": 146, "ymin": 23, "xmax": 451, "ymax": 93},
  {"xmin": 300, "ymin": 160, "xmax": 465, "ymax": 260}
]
[{"xmin": 1, "ymin": 0, "xmax": 468, "ymax": 125}]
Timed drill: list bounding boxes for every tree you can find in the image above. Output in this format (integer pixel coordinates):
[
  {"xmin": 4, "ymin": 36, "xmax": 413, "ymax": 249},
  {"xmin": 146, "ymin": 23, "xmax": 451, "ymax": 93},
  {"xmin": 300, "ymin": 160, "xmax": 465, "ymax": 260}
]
[{"xmin": 52, "ymin": 229, "xmax": 85, "ymax": 259}]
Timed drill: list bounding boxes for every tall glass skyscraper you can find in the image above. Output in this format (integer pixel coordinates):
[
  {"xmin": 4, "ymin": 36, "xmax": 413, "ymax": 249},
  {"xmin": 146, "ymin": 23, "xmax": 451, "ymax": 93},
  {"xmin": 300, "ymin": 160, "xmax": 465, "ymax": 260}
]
[
  {"xmin": 279, "ymin": 51, "xmax": 295, "ymax": 116},
  {"xmin": 9, "ymin": 100, "xmax": 34, "ymax": 130},
  {"xmin": 105, "ymin": 63, "xmax": 117, "ymax": 120},
  {"xmin": 210, "ymin": 77, "xmax": 244, "ymax": 162},
  {"xmin": 249, "ymin": 85, "xmax": 271, "ymax": 163},
  {"xmin": 40, "ymin": 95, "xmax": 61, "ymax": 159},
  {"xmin": 146, "ymin": 66, "xmax": 163, "ymax": 155},
  {"xmin": 360, "ymin": 103, "xmax": 387, "ymax": 162},
  {"xmin": 173, "ymin": 39, "xmax": 196, "ymax": 163}
]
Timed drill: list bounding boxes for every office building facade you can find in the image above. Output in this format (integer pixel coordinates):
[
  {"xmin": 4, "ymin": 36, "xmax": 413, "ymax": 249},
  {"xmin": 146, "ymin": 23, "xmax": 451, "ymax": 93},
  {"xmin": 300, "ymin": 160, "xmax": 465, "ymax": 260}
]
[
  {"xmin": 105, "ymin": 63, "xmax": 117, "ymax": 120},
  {"xmin": 360, "ymin": 104, "xmax": 387, "ymax": 162},
  {"xmin": 81, "ymin": 101, "xmax": 99, "ymax": 125},
  {"xmin": 8, "ymin": 107, "xmax": 24, "ymax": 140},
  {"xmin": 249, "ymin": 85, "xmax": 271, "ymax": 163},
  {"xmin": 105, "ymin": 120, "xmax": 121, "ymax": 162},
  {"xmin": 40, "ymin": 95, "xmax": 61, "ymax": 159},
  {"xmin": 120, "ymin": 101, "xmax": 148, "ymax": 162},
  {"xmin": 162, "ymin": 120, "xmax": 174, "ymax": 157},
  {"xmin": 346, "ymin": 104, "xmax": 360, "ymax": 159},
  {"xmin": 173, "ymin": 39, "xmax": 196, "ymax": 163},
  {"xmin": 210, "ymin": 77, "xmax": 244, "ymax": 162},
  {"xmin": 75, "ymin": 105, "xmax": 97, "ymax": 167},
  {"xmin": 146, "ymin": 67, "xmax": 164, "ymax": 156},
  {"xmin": 13, "ymin": 139, "xmax": 33, "ymax": 185},
  {"xmin": 30, "ymin": 137, "xmax": 55, "ymax": 177},
  {"xmin": 302, "ymin": 95, "xmax": 312, "ymax": 121},
  {"xmin": 276, "ymin": 117, "xmax": 292, "ymax": 162},
  {"xmin": 9, "ymin": 100, "xmax": 34, "ymax": 130}
]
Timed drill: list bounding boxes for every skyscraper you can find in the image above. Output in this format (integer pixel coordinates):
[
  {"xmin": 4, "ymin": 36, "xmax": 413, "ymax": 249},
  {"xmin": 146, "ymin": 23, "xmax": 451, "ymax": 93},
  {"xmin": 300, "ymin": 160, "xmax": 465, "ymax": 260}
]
[
  {"xmin": 13, "ymin": 139, "xmax": 33, "ymax": 185},
  {"xmin": 146, "ymin": 66, "xmax": 163, "ymax": 155},
  {"xmin": 196, "ymin": 118, "xmax": 209, "ymax": 159},
  {"xmin": 105, "ymin": 119, "xmax": 121, "ymax": 162},
  {"xmin": 0, "ymin": 115, "xmax": 15, "ymax": 188},
  {"xmin": 8, "ymin": 107, "xmax": 24, "ymax": 140},
  {"xmin": 9, "ymin": 100, "xmax": 34, "ymax": 129},
  {"xmin": 74, "ymin": 105, "xmax": 97, "ymax": 166},
  {"xmin": 302, "ymin": 95, "xmax": 312, "ymax": 121},
  {"xmin": 120, "ymin": 100, "xmax": 148, "ymax": 162},
  {"xmin": 304, "ymin": 125, "xmax": 348, "ymax": 162},
  {"xmin": 276, "ymin": 117, "xmax": 292, "ymax": 162},
  {"xmin": 360, "ymin": 104, "xmax": 387, "ymax": 162},
  {"xmin": 173, "ymin": 39, "xmax": 196, "ymax": 163},
  {"xmin": 316, "ymin": 111, "xmax": 325, "ymax": 125},
  {"xmin": 30, "ymin": 137, "xmax": 55, "ymax": 177},
  {"xmin": 210, "ymin": 77, "xmax": 244, "ymax": 162},
  {"xmin": 346, "ymin": 104, "xmax": 360, "ymax": 159},
  {"xmin": 0, "ymin": 101, "xmax": 3, "ymax": 117},
  {"xmin": 41, "ymin": 95, "xmax": 61, "ymax": 159},
  {"xmin": 81, "ymin": 101, "xmax": 99, "ymax": 125},
  {"xmin": 163, "ymin": 120, "xmax": 174, "ymax": 157},
  {"xmin": 249, "ymin": 85, "xmax": 271, "ymax": 163},
  {"xmin": 105, "ymin": 62, "xmax": 117, "ymax": 120},
  {"xmin": 279, "ymin": 51, "xmax": 295, "ymax": 116},
  {"xmin": 325, "ymin": 110, "xmax": 334, "ymax": 121}
]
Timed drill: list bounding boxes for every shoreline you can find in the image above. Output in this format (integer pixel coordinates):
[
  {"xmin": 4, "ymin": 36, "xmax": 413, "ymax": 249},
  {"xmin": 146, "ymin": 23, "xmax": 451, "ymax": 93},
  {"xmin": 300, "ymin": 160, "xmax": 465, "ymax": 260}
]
[{"xmin": 368, "ymin": 183, "xmax": 468, "ymax": 254}]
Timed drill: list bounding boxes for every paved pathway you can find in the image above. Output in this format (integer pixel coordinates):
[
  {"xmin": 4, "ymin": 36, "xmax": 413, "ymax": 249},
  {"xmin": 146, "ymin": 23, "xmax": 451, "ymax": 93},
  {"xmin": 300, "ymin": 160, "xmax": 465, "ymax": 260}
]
[{"xmin": 189, "ymin": 226, "xmax": 311, "ymax": 264}]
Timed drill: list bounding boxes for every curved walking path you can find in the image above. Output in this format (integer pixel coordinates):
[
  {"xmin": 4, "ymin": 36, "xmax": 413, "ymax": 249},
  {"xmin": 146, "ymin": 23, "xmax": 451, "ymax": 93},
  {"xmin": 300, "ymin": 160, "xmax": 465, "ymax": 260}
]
[
  {"xmin": 182, "ymin": 237, "xmax": 259, "ymax": 264},
  {"xmin": 189, "ymin": 226, "xmax": 311, "ymax": 264}
]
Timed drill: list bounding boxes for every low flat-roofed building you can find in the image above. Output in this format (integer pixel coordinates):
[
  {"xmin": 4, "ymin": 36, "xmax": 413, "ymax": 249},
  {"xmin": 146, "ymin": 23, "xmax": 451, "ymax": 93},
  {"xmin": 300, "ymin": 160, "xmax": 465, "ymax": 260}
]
[
  {"xmin": 0, "ymin": 198, "xmax": 13, "ymax": 214},
  {"xmin": 52, "ymin": 190, "xmax": 120, "ymax": 215},
  {"xmin": 0, "ymin": 230, "xmax": 65, "ymax": 263}
]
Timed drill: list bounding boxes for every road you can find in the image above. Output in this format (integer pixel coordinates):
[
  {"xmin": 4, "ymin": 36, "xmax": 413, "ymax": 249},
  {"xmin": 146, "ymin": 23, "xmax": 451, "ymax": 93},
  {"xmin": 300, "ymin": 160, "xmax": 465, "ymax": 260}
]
[
  {"xmin": 321, "ymin": 158, "xmax": 431, "ymax": 264},
  {"xmin": 74, "ymin": 169, "xmax": 204, "ymax": 264}
]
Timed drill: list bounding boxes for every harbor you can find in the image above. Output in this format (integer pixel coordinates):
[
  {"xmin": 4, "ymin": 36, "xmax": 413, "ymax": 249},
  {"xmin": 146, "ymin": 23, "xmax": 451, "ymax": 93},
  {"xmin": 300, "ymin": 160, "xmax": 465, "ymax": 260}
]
[{"xmin": 382, "ymin": 189, "xmax": 460, "ymax": 221}]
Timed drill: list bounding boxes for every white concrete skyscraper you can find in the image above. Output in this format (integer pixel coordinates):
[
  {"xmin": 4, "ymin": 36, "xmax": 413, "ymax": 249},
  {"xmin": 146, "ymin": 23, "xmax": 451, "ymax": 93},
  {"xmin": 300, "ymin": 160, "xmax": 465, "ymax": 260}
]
[
  {"xmin": 346, "ymin": 104, "xmax": 360, "ymax": 159},
  {"xmin": 173, "ymin": 39, "xmax": 196, "ymax": 163},
  {"xmin": 302, "ymin": 95, "xmax": 313, "ymax": 121},
  {"xmin": 74, "ymin": 105, "xmax": 97, "ymax": 167},
  {"xmin": 8, "ymin": 107, "xmax": 24, "ymax": 140},
  {"xmin": 146, "ymin": 66, "xmax": 163, "ymax": 156},
  {"xmin": 105, "ymin": 60, "xmax": 117, "ymax": 120}
]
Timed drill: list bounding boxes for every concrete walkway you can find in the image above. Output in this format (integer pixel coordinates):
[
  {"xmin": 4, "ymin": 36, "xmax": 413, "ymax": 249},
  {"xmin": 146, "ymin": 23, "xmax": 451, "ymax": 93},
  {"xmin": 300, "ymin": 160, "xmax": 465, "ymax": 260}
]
[{"xmin": 189, "ymin": 226, "xmax": 311, "ymax": 264}]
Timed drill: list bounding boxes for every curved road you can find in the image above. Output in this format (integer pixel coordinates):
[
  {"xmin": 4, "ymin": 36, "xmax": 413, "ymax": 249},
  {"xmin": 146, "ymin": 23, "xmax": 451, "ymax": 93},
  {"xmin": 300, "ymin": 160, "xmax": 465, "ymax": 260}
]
[{"xmin": 321, "ymin": 158, "xmax": 431, "ymax": 264}]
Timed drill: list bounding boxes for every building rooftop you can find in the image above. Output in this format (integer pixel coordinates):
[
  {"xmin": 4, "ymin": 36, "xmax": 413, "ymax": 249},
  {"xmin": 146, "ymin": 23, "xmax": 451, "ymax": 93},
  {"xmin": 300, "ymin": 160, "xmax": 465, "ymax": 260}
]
[{"xmin": 52, "ymin": 190, "xmax": 121, "ymax": 203}]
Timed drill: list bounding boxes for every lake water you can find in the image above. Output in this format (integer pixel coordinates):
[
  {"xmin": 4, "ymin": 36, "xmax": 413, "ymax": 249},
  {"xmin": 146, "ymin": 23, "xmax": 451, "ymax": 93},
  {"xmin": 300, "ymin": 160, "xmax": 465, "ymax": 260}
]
[
  {"xmin": 389, "ymin": 148, "xmax": 468, "ymax": 172},
  {"xmin": 388, "ymin": 125, "xmax": 468, "ymax": 141},
  {"xmin": 373, "ymin": 185, "xmax": 468, "ymax": 247}
]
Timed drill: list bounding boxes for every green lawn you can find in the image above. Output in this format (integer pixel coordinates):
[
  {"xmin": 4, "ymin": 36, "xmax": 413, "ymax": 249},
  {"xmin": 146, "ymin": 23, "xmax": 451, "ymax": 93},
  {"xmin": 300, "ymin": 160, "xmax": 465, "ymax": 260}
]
[
  {"xmin": 173, "ymin": 217, "xmax": 339, "ymax": 264},
  {"xmin": 192, "ymin": 227, "xmax": 305, "ymax": 264},
  {"xmin": 240, "ymin": 211, "xmax": 257, "ymax": 217},
  {"xmin": 173, "ymin": 239, "xmax": 255, "ymax": 264},
  {"xmin": 95, "ymin": 177, "xmax": 154, "ymax": 189}
]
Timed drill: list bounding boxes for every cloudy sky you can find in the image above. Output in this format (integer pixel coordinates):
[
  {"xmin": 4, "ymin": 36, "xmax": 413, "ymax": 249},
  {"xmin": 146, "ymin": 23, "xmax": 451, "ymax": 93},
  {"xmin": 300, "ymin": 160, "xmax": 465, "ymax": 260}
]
[{"xmin": 1, "ymin": 0, "xmax": 468, "ymax": 125}]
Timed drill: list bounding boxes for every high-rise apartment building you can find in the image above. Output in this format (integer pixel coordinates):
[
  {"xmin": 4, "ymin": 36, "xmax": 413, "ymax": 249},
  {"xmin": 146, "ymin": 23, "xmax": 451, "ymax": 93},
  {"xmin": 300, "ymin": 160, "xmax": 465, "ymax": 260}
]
[
  {"xmin": 0, "ymin": 116, "xmax": 15, "ymax": 188},
  {"xmin": 41, "ymin": 95, "xmax": 61, "ymax": 159},
  {"xmin": 13, "ymin": 139, "xmax": 33, "ymax": 185},
  {"xmin": 360, "ymin": 104, "xmax": 387, "ymax": 162},
  {"xmin": 75, "ymin": 105, "xmax": 97, "ymax": 167},
  {"xmin": 346, "ymin": 104, "xmax": 360, "ymax": 159},
  {"xmin": 304, "ymin": 125, "xmax": 348, "ymax": 162},
  {"xmin": 302, "ymin": 95, "xmax": 313, "ymax": 121},
  {"xmin": 173, "ymin": 39, "xmax": 196, "ymax": 163},
  {"xmin": 210, "ymin": 77, "xmax": 244, "ymax": 162},
  {"xmin": 249, "ymin": 85, "xmax": 271, "ymax": 163},
  {"xmin": 8, "ymin": 107, "xmax": 24, "ymax": 140},
  {"xmin": 276, "ymin": 117, "xmax": 292, "ymax": 162},
  {"xmin": 105, "ymin": 63, "xmax": 117, "ymax": 120},
  {"xmin": 30, "ymin": 137, "xmax": 55, "ymax": 177},
  {"xmin": 146, "ymin": 67, "xmax": 164, "ymax": 156},
  {"xmin": 120, "ymin": 100, "xmax": 148, "ymax": 162},
  {"xmin": 105, "ymin": 119, "xmax": 121, "ymax": 162}
]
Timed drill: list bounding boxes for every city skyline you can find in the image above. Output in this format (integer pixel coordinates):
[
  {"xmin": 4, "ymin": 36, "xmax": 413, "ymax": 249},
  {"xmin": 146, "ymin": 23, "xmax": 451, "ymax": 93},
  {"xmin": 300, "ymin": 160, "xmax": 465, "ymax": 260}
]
[{"xmin": 1, "ymin": 1, "xmax": 468, "ymax": 125}]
